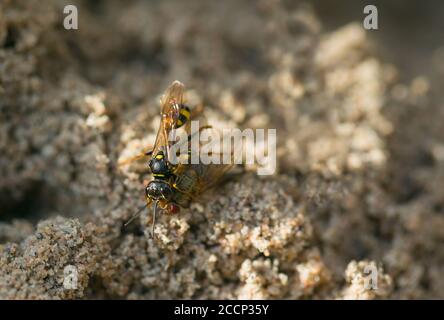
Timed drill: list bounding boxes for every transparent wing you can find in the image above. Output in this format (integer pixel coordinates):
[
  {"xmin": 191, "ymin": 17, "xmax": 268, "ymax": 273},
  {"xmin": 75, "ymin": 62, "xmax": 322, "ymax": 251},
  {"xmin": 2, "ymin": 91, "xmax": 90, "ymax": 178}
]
[
  {"xmin": 119, "ymin": 81, "xmax": 205, "ymax": 167},
  {"xmin": 175, "ymin": 127, "xmax": 242, "ymax": 196},
  {"xmin": 195, "ymin": 162, "xmax": 236, "ymax": 192},
  {"xmin": 152, "ymin": 81, "xmax": 185, "ymax": 159}
]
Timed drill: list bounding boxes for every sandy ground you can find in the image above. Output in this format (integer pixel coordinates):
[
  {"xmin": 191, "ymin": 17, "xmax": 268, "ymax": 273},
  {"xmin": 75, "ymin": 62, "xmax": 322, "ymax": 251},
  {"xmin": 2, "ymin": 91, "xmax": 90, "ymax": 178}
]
[{"xmin": 1, "ymin": 0, "xmax": 443, "ymax": 299}]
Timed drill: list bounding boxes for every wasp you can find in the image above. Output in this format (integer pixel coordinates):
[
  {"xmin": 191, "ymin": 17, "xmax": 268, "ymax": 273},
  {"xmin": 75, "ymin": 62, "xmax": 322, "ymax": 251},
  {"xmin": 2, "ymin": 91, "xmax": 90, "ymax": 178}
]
[{"xmin": 119, "ymin": 81, "xmax": 237, "ymax": 237}]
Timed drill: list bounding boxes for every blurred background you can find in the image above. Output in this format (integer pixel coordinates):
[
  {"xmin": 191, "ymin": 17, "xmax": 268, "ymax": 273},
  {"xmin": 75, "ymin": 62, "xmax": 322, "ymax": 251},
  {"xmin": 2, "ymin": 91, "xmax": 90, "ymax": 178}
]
[{"xmin": 1, "ymin": 0, "xmax": 443, "ymax": 299}]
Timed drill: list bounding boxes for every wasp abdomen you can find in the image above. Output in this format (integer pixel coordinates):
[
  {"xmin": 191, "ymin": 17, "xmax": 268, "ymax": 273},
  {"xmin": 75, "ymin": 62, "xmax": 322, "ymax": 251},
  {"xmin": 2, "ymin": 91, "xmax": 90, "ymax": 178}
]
[{"xmin": 174, "ymin": 105, "xmax": 191, "ymax": 128}]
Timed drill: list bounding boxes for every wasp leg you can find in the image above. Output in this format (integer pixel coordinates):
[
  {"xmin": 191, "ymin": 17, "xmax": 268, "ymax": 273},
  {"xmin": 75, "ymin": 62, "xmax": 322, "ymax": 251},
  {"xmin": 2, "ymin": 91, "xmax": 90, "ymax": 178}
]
[
  {"xmin": 124, "ymin": 198, "xmax": 152, "ymax": 227},
  {"xmin": 150, "ymin": 201, "xmax": 159, "ymax": 238}
]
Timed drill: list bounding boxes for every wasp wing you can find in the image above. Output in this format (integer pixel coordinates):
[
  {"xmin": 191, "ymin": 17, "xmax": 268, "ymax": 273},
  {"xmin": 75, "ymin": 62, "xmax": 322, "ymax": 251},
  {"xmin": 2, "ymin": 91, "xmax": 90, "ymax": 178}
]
[
  {"xmin": 175, "ymin": 127, "xmax": 242, "ymax": 196},
  {"xmin": 195, "ymin": 162, "xmax": 236, "ymax": 192},
  {"xmin": 152, "ymin": 81, "xmax": 185, "ymax": 159},
  {"xmin": 119, "ymin": 81, "xmax": 205, "ymax": 167}
]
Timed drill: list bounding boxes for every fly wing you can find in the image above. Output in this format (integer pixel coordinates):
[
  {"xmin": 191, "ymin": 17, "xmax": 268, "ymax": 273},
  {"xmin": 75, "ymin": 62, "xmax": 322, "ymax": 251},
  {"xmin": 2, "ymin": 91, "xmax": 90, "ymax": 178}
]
[{"xmin": 152, "ymin": 81, "xmax": 185, "ymax": 159}]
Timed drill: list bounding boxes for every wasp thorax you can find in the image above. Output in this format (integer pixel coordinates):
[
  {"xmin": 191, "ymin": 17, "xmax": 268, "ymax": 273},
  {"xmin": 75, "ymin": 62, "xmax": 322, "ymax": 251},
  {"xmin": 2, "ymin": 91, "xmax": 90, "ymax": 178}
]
[
  {"xmin": 149, "ymin": 151, "xmax": 171, "ymax": 180},
  {"xmin": 149, "ymin": 158, "xmax": 168, "ymax": 173}
]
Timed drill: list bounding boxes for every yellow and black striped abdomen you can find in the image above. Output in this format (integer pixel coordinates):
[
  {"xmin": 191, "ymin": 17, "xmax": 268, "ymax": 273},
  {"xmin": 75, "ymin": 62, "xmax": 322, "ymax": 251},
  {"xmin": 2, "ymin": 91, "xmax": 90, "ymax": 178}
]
[{"xmin": 175, "ymin": 105, "xmax": 191, "ymax": 128}]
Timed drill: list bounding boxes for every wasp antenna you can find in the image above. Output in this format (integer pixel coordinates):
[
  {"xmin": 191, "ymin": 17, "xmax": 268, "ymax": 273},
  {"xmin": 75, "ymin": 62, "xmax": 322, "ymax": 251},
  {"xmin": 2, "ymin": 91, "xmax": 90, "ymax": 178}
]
[{"xmin": 124, "ymin": 203, "xmax": 148, "ymax": 227}]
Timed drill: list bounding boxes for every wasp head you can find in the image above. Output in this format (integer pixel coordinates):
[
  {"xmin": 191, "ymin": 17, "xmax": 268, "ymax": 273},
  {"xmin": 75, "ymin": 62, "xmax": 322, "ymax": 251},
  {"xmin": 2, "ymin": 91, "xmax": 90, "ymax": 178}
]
[{"xmin": 145, "ymin": 180, "xmax": 173, "ymax": 201}]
